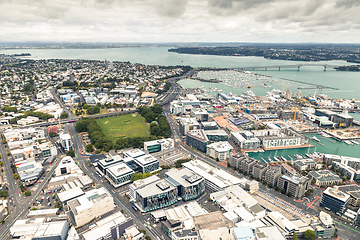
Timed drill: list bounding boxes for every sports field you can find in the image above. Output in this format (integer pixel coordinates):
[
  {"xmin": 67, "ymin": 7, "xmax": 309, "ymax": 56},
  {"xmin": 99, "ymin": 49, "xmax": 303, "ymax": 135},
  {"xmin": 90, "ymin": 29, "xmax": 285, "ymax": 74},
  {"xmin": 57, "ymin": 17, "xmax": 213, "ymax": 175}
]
[{"xmin": 96, "ymin": 113, "xmax": 149, "ymax": 142}]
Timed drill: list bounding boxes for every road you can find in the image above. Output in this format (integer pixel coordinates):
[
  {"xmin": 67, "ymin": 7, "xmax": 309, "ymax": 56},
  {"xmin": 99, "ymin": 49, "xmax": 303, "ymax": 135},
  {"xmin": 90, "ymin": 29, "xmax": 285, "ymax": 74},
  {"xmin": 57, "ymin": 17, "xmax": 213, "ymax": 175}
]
[{"xmin": 0, "ymin": 144, "xmax": 63, "ymax": 240}]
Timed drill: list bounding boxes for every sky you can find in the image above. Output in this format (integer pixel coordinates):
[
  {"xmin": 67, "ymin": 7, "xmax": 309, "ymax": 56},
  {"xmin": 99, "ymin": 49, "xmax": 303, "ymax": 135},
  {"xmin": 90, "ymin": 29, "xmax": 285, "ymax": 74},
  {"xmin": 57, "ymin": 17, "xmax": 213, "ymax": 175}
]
[{"xmin": 0, "ymin": 0, "xmax": 360, "ymax": 43}]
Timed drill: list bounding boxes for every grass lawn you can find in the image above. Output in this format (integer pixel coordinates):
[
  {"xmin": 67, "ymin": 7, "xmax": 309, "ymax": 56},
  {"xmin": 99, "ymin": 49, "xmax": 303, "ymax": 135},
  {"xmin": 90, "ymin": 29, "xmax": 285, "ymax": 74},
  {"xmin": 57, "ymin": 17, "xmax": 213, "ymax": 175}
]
[{"xmin": 96, "ymin": 113, "xmax": 149, "ymax": 143}]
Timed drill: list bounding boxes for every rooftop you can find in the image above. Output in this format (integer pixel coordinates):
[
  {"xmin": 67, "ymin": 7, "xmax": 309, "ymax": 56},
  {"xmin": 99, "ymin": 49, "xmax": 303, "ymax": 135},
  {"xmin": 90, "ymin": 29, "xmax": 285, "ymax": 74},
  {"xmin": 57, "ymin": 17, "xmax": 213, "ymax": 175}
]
[
  {"xmin": 107, "ymin": 162, "xmax": 134, "ymax": 178},
  {"xmin": 166, "ymin": 168, "xmax": 203, "ymax": 188},
  {"xmin": 186, "ymin": 129, "xmax": 209, "ymax": 142},
  {"xmin": 193, "ymin": 211, "xmax": 236, "ymax": 230},
  {"xmin": 136, "ymin": 179, "xmax": 176, "ymax": 198},
  {"xmin": 323, "ymin": 187, "xmax": 350, "ymax": 202}
]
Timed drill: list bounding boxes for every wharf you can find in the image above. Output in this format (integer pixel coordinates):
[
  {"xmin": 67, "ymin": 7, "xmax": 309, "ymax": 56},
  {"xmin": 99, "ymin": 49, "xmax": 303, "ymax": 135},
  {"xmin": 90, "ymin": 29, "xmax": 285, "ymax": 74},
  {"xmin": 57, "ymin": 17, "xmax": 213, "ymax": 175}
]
[{"xmin": 262, "ymin": 143, "xmax": 314, "ymax": 151}]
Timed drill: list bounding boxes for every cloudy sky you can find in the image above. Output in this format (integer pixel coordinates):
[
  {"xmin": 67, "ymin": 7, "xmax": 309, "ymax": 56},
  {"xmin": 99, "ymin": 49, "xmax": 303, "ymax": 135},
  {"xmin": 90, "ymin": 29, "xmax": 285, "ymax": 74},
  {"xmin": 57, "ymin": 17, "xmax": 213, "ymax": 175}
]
[{"xmin": 1, "ymin": 0, "xmax": 359, "ymax": 43}]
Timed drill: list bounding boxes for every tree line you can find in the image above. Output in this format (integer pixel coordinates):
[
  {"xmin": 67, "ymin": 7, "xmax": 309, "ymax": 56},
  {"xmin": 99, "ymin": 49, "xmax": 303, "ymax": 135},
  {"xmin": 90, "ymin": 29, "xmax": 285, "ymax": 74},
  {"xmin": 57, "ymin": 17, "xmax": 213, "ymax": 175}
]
[
  {"xmin": 138, "ymin": 104, "xmax": 171, "ymax": 138},
  {"xmin": 77, "ymin": 105, "xmax": 171, "ymax": 152}
]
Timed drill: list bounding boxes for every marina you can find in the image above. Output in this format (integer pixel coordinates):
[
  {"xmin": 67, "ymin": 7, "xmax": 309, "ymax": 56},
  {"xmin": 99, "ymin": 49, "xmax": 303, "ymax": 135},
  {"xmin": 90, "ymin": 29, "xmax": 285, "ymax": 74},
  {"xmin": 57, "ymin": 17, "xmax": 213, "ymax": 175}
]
[{"xmin": 248, "ymin": 133, "xmax": 360, "ymax": 163}]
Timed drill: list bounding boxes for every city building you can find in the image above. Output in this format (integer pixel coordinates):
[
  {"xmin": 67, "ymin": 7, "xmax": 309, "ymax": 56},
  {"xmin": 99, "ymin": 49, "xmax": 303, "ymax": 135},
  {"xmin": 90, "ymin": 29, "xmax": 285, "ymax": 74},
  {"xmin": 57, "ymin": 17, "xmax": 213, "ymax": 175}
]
[
  {"xmin": 68, "ymin": 187, "xmax": 114, "ymax": 227},
  {"xmin": 230, "ymin": 131, "xmax": 260, "ymax": 150},
  {"xmin": 105, "ymin": 162, "xmax": 135, "ymax": 188},
  {"xmin": 313, "ymin": 211, "xmax": 336, "ymax": 239},
  {"xmin": 252, "ymin": 162, "xmax": 268, "ymax": 181},
  {"xmin": 143, "ymin": 138, "xmax": 174, "ymax": 153},
  {"xmin": 308, "ymin": 170, "xmax": 342, "ymax": 187},
  {"xmin": 277, "ymin": 175, "xmax": 310, "ymax": 198},
  {"xmin": 59, "ymin": 132, "xmax": 73, "ymax": 151},
  {"xmin": 293, "ymin": 158, "xmax": 322, "ymax": 171},
  {"xmin": 179, "ymin": 118, "xmax": 200, "ymax": 135},
  {"xmin": 201, "ymin": 121, "xmax": 218, "ymax": 130},
  {"xmin": 165, "ymin": 168, "xmax": 205, "ymax": 201},
  {"xmin": 228, "ymin": 154, "xmax": 247, "ymax": 170},
  {"xmin": 134, "ymin": 154, "xmax": 160, "ymax": 173},
  {"xmin": 281, "ymin": 164, "xmax": 298, "ymax": 177},
  {"xmin": 191, "ymin": 108, "xmax": 209, "ymax": 122},
  {"xmin": 182, "ymin": 160, "xmax": 242, "ymax": 192},
  {"xmin": 210, "ymin": 185, "xmax": 265, "ymax": 221},
  {"xmin": 336, "ymin": 185, "xmax": 360, "ymax": 207},
  {"xmin": 204, "ymin": 129, "xmax": 229, "ymax": 142},
  {"xmin": 320, "ymin": 187, "xmax": 350, "ymax": 214},
  {"xmin": 254, "ymin": 226, "xmax": 286, "ymax": 240},
  {"xmin": 264, "ymin": 165, "xmax": 281, "ymax": 187},
  {"xmin": 81, "ymin": 212, "xmax": 137, "ymax": 240},
  {"xmin": 128, "ymin": 175, "xmax": 161, "ymax": 202},
  {"xmin": 206, "ymin": 141, "xmax": 233, "ymax": 161},
  {"xmin": 17, "ymin": 161, "xmax": 45, "ymax": 186},
  {"xmin": 240, "ymin": 158, "xmax": 257, "ymax": 175},
  {"xmin": 331, "ymin": 112, "xmax": 353, "ymax": 128},
  {"xmin": 135, "ymin": 179, "xmax": 178, "ymax": 212},
  {"xmin": 10, "ymin": 219, "xmax": 69, "ymax": 240},
  {"xmin": 186, "ymin": 129, "xmax": 209, "ymax": 153},
  {"xmin": 55, "ymin": 156, "xmax": 82, "ymax": 177}
]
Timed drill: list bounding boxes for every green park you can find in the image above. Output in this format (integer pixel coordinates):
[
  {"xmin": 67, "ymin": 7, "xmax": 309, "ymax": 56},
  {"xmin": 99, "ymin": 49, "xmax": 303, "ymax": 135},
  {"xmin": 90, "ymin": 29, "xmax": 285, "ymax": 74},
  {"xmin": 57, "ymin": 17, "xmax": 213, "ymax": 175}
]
[{"xmin": 96, "ymin": 114, "xmax": 150, "ymax": 142}]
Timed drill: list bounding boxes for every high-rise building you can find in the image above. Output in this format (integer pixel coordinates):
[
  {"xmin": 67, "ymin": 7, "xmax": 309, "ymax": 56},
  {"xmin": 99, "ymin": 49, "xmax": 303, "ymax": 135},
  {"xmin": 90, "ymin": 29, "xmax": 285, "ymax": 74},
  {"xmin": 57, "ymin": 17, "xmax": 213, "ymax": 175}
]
[{"xmin": 320, "ymin": 187, "xmax": 350, "ymax": 214}]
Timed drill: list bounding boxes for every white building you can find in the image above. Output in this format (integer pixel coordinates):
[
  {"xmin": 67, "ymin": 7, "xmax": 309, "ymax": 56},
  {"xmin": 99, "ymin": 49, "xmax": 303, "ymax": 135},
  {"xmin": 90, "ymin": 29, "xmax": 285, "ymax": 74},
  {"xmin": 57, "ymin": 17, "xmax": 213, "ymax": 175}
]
[
  {"xmin": 55, "ymin": 156, "xmax": 82, "ymax": 177},
  {"xmin": 59, "ymin": 132, "xmax": 73, "ymax": 151},
  {"xmin": 144, "ymin": 138, "xmax": 174, "ymax": 153},
  {"xmin": 182, "ymin": 160, "xmax": 242, "ymax": 192},
  {"xmin": 68, "ymin": 187, "xmax": 114, "ymax": 227},
  {"xmin": 206, "ymin": 141, "xmax": 233, "ymax": 161},
  {"xmin": 10, "ymin": 218, "xmax": 69, "ymax": 240}
]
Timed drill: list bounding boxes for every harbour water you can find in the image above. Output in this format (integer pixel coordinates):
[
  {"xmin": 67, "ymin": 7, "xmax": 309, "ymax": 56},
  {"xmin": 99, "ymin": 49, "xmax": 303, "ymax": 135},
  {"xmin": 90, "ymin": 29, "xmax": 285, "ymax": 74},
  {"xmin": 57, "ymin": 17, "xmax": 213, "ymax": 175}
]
[
  {"xmin": 2, "ymin": 47, "xmax": 359, "ymax": 99},
  {"xmin": 248, "ymin": 133, "xmax": 360, "ymax": 162}
]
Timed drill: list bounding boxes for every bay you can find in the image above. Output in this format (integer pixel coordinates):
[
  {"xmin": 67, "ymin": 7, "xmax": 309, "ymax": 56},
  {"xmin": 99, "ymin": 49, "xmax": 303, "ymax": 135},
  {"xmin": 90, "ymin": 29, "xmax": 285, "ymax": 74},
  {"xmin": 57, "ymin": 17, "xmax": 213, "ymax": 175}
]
[{"xmin": 2, "ymin": 47, "xmax": 358, "ymax": 99}]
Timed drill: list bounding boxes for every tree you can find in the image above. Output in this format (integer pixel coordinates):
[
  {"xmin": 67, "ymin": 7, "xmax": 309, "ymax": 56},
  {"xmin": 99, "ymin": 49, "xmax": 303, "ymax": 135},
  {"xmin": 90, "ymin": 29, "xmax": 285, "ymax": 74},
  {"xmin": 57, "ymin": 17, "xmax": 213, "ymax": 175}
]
[
  {"xmin": 49, "ymin": 132, "xmax": 58, "ymax": 138},
  {"xmin": 60, "ymin": 112, "xmax": 68, "ymax": 119},
  {"xmin": 14, "ymin": 174, "xmax": 19, "ymax": 180},
  {"xmin": 304, "ymin": 230, "xmax": 316, "ymax": 240},
  {"xmin": 24, "ymin": 191, "xmax": 31, "ymax": 196},
  {"xmin": 293, "ymin": 232, "xmax": 299, "ymax": 240},
  {"xmin": 66, "ymin": 150, "xmax": 75, "ymax": 158},
  {"xmin": 0, "ymin": 191, "xmax": 8, "ymax": 197},
  {"xmin": 145, "ymin": 236, "xmax": 151, "ymax": 240},
  {"xmin": 86, "ymin": 144, "xmax": 94, "ymax": 153}
]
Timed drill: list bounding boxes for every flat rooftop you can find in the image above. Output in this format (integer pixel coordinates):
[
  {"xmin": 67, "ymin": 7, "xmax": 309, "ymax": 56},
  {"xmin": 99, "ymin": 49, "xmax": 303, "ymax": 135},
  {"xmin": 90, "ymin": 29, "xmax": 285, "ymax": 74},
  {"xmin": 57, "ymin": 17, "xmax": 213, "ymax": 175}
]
[
  {"xmin": 107, "ymin": 162, "xmax": 134, "ymax": 178},
  {"xmin": 134, "ymin": 154, "xmax": 158, "ymax": 166},
  {"xmin": 193, "ymin": 211, "xmax": 236, "ymax": 230},
  {"xmin": 166, "ymin": 168, "xmax": 203, "ymax": 188},
  {"xmin": 136, "ymin": 179, "xmax": 176, "ymax": 198}
]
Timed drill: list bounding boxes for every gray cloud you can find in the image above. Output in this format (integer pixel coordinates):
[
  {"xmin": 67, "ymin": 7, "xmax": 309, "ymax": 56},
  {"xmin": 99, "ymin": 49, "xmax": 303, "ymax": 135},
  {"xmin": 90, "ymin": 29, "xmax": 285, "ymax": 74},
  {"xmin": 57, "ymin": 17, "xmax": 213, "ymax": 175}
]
[
  {"xmin": 0, "ymin": 0, "xmax": 360, "ymax": 42},
  {"xmin": 335, "ymin": 0, "xmax": 360, "ymax": 8},
  {"xmin": 155, "ymin": 0, "xmax": 188, "ymax": 18}
]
